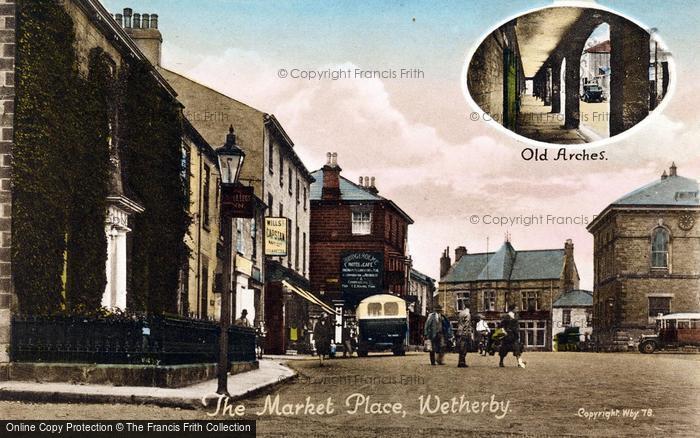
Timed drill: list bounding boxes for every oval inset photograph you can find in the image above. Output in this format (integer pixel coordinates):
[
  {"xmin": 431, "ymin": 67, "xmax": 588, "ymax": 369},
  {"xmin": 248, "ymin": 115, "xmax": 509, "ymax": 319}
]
[{"xmin": 465, "ymin": 5, "xmax": 673, "ymax": 145}]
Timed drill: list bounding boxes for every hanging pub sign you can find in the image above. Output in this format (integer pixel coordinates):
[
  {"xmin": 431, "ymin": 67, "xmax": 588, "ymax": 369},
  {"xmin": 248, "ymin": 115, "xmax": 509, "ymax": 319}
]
[
  {"xmin": 340, "ymin": 251, "xmax": 384, "ymax": 297},
  {"xmin": 265, "ymin": 217, "xmax": 288, "ymax": 256},
  {"xmin": 221, "ymin": 185, "xmax": 255, "ymax": 218}
]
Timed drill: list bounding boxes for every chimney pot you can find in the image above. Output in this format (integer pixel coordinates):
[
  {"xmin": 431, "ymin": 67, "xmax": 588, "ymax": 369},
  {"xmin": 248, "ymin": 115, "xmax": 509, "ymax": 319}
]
[
  {"xmin": 115, "ymin": 13, "xmax": 123, "ymax": 27},
  {"xmin": 370, "ymin": 176, "xmax": 375, "ymax": 187},
  {"xmin": 133, "ymin": 13, "xmax": 141, "ymax": 29},
  {"xmin": 359, "ymin": 176, "xmax": 363, "ymax": 185},
  {"xmin": 326, "ymin": 152, "xmax": 332, "ymax": 165},
  {"xmin": 661, "ymin": 170, "xmax": 668, "ymax": 180},
  {"xmin": 332, "ymin": 152, "xmax": 338, "ymax": 166},
  {"xmin": 150, "ymin": 14, "xmax": 158, "ymax": 29},
  {"xmin": 142, "ymin": 14, "xmax": 150, "ymax": 29},
  {"xmin": 123, "ymin": 8, "xmax": 132, "ymax": 28},
  {"xmin": 669, "ymin": 162, "xmax": 677, "ymax": 177}
]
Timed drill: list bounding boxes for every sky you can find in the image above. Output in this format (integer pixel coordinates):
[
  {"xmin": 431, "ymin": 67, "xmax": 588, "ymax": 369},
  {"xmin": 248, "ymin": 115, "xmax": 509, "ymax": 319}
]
[{"xmin": 104, "ymin": 0, "xmax": 700, "ymax": 289}]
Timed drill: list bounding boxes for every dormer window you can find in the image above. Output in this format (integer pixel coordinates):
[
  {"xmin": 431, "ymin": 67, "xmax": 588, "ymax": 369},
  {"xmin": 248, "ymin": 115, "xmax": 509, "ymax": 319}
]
[{"xmin": 651, "ymin": 227, "xmax": 670, "ymax": 269}]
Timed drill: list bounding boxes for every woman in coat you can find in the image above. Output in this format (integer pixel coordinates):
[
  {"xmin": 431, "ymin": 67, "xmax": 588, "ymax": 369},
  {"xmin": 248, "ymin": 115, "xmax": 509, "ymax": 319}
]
[{"xmin": 313, "ymin": 313, "xmax": 333, "ymax": 367}]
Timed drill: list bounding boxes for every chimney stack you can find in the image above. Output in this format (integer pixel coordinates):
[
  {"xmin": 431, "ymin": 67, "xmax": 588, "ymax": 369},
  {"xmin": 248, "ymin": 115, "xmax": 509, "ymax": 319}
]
[
  {"xmin": 669, "ymin": 162, "xmax": 677, "ymax": 177},
  {"xmin": 455, "ymin": 246, "xmax": 467, "ymax": 262},
  {"xmin": 563, "ymin": 239, "xmax": 575, "ymax": 291},
  {"xmin": 321, "ymin": 152, "xmax": 342, "ymax": 200},
  {"xmin": 439, "ymin": 247, "xmax": 452, "ymax": 278},
  {"xmin": 661, "ymin": 170, "xmax": 668, "ymax": 180},
  {"xmin": 118, "ymin": 7, "xmax": 162, "ymax": 66}
]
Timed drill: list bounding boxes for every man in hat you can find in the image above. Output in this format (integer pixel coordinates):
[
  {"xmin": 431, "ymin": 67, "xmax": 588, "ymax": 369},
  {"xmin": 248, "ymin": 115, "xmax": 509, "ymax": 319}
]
[
  {"xmin": 235, "ymin": 309, "xmax": 251, "ymax": 327},
  {"xmin": 423, "ymin": 303, "xmax": 452, "ymax": 365}
]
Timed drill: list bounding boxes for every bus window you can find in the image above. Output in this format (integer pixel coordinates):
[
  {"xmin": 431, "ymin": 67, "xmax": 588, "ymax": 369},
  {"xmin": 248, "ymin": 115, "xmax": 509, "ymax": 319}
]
[
  {"xmin": 368, "ymin": 303, "xmax": 382, "ymax": 316},
  {"xmin": 384, "ymin": 302, "xmax": 399, "ymax": 316},
  {"xmin": 677, "ymin": 320, "xmax": 690, "ymax": 329},
  {"xmin": 691, "ymin": 320, "xmax": 700, "ymax": 329}
]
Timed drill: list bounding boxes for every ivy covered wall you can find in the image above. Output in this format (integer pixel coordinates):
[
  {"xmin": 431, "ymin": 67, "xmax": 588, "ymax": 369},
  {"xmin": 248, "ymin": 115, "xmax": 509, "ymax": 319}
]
[{"xmin": 13, "ymin": 0, "xmax": 189, "ymax": 315}]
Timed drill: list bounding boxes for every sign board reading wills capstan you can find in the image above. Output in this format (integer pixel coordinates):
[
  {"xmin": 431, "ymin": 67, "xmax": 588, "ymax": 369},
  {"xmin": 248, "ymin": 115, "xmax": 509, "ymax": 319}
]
[
  {"xmin": 265, "ymin": 217, "xmax": 288, "ymax": 256},
  {"xmin": 341, "ymin": 251, "xmax": 384, "ymax": 296}
]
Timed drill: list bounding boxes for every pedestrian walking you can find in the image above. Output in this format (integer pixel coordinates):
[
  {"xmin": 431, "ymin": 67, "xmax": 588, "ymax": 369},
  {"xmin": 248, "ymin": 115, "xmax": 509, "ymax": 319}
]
[
  {"xmin": 423, "ymin": 304, "xmax": 452, "ymax": 365},
  {"xmin": 456, "ymin": 308, "xmax": 474, "ymax": 368},
  {"xmin": 499, "ymin": 306, "xmax": 526, "ymax": 368},
  {"xmin": 342, "ymin": 322, "xmax": 355, "ymax": 358},
  {"xmin": 313, "ymin": 312, "xmax": 333, "ymax": 367},
  {"xmin": 475, "ymin": 314, "xmax": 491, "ymax": 356}
]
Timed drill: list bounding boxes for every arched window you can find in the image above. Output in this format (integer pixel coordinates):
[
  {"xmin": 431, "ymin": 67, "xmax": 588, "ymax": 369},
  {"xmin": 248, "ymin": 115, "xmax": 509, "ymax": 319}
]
[{"xmin": 651, "ymin": 227, "xmax": 670, "ymax": 268}]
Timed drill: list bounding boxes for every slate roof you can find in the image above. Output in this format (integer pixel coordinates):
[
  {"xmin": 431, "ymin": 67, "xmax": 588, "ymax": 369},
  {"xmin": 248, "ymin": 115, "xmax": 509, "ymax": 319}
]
[
  {"xmin": 309, "ymin": 169, "xmax": 414, "ymax": 223},
  {"xmin": 553, "ymin": 290, "xmax": 593, "ymax": 308},
  {"xmin": 611, "ymin": 174, "xmax": 699, "ymax": 206},
  {"xmin": 309, "ymin": 170, "xmax": 382, "ymax": 201},
  {"xmin": 441, "ymin": 242, "xmax": 565, "ymax": 283}
]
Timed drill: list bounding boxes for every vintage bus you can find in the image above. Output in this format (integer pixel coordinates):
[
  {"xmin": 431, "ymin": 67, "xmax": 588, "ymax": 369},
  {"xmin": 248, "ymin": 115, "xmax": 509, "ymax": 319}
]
[
  {"xmin": 356, "ymin": 294, "xmax": 408, "ymax": 356},
  {"xmin": 638, "ymin": 313, "xmax": 700, "ymax": 354}
]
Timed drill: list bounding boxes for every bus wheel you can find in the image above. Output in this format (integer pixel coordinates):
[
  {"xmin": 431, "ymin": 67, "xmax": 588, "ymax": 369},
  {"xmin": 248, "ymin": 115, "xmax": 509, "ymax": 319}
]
[{"xmin": 639, "ymin": 340, "xmax": 656, "ymax": 354}]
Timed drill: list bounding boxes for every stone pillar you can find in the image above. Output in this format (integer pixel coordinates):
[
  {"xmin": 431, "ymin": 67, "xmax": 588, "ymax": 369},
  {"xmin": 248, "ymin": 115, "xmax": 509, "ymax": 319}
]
[
  {"xmin": 610, "ymin": 19, "xmax": 650, "ymax": 136},
  {"xmin": 551, "ymin": 60, "xmax": 562, "ymax": 113},
  {"xmin": 0, "ymin": 0, "xmax": 14, "ymax": 364},
  {"xmin": 564, "ymin": 49, "xmax": 582, "ymax": 129},
  {"xmin": 543, "ymin": 67, "xmax": 552, "ymax": 106}
]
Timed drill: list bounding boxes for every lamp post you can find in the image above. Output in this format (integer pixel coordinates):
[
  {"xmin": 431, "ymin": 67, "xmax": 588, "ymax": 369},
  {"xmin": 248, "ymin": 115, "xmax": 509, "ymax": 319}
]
[{"xmin": 216, "ymin": 125, "xmax": 245, "ymax": 396}]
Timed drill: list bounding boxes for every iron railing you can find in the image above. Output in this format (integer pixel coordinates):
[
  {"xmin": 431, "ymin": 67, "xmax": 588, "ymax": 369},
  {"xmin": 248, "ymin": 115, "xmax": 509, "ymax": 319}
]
[{"xmin": 10, "ymin": 314, "xmax": 256, "ymax": 365}]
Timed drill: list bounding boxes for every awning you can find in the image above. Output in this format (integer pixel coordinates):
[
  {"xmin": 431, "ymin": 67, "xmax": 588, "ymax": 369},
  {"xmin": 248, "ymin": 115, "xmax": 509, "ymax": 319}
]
[{"xmin": 282, "ymin": 280, "xmax": 335, "ymax": 314}]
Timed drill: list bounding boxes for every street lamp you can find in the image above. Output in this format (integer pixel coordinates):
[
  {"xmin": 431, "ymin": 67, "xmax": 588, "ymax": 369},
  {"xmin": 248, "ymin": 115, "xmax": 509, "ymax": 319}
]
[{"xmin": 216, "ymin": 125, "xmax": 245, "ymax": 396}]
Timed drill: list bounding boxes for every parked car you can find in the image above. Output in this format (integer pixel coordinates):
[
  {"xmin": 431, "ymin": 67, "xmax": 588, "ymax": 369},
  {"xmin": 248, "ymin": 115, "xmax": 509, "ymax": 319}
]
[
  {"xmin": 638, "ymin": 313, "xmax": 700, "ymax": 353},
  {"xmin": 581, "ymin": 84, "xmax": 605, "ymax": 102},
  {"xmin": 356, "ymin": 294, "xmax": 407, "ymax": 356}
]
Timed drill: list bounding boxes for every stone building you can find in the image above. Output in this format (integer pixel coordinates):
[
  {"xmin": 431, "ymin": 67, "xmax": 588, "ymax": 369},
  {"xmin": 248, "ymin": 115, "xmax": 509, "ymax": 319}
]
[
  {"xmin": 552, "ymin": 289, "xmax": 593, "ymax": 349},
  {"xmin": 117, "ymin": 7, "xmax": 316, "ymax": 345},
  {"xmin": 587, "ymin": 164, "xmax": 700, "ymax": 350},
  {"xmin": 437, "ymin": 239, "xmax": 579, "ymax": 351},
  {"xmin": 309, "ymin": 153, "xmax": 414, "ymax": 343}
]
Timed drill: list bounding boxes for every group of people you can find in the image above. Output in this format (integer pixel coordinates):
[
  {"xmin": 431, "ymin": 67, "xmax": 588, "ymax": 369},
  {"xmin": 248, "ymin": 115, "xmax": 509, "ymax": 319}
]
[{"xmin": 423, "ymin": 303, "xmax": 526, "ymax": 368}]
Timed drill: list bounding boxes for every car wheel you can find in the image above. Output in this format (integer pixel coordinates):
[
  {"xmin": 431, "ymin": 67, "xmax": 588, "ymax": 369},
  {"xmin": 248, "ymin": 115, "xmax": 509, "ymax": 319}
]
[{"xmin": 639, "ymin": 340, "xmax": 656, "ymax": 354}]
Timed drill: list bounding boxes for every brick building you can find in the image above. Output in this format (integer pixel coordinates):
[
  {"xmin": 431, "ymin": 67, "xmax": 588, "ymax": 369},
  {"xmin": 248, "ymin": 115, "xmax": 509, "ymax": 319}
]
[
  {"xmin": 309, "ymin": 153, "xmax": 413, "ymax": 342},
  {"xmin": 587, "ymin": 164, "xmax": 700, "ymax": 350},
  {"xmin": 437, "ymin": 239, "xmax": 579, "ymax": 351}
]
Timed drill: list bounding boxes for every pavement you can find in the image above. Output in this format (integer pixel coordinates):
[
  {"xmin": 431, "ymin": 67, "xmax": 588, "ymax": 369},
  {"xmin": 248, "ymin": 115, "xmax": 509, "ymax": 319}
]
[{"xmin": 0, "ymin": 359, "xmax": 296, "ymax": 409}]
